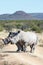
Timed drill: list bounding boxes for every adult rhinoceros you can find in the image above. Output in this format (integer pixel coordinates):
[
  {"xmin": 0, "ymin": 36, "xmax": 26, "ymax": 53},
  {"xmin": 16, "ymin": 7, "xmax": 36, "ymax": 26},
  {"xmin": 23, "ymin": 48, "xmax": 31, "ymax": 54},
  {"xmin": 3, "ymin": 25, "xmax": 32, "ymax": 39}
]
[{"xmin": 8, "ymin": 30, "xmax": 38, "ymax": 53}]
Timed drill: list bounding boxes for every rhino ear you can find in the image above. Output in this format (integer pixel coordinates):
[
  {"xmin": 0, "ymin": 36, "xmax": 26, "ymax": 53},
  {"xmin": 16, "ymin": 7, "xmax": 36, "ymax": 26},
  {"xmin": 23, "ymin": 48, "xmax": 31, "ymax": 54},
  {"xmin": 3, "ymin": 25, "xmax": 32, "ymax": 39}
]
[
  {"xmin": 9, "ymin": 32, "xmax": 12, "ymax": 34},
  {"xmin": 8, "ymin": 32, "xmax": 12, "ymax": 37},
  {"xmin": 18, "ymin": 31, "xmax": 20, "ymax": 33}
]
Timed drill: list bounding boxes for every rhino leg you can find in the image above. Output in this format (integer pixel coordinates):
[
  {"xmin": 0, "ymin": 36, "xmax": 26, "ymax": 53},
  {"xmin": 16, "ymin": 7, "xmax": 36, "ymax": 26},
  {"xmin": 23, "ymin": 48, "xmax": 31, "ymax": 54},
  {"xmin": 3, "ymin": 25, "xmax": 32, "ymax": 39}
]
[
  {"xmin": 30, "ymin": 44, "xmax": 35, "ymax": 53},
  {"xmin": 16, "ymin": 43, "xmax": 23, "ymax": 52}
]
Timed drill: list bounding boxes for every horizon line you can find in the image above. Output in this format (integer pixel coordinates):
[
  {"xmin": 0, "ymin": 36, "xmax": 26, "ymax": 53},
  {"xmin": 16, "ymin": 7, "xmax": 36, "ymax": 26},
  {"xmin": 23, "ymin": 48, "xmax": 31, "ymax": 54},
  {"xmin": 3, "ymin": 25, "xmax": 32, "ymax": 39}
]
[{"xmin": 0, "ymin": 10, "xmax": 43, "ymax": 15}]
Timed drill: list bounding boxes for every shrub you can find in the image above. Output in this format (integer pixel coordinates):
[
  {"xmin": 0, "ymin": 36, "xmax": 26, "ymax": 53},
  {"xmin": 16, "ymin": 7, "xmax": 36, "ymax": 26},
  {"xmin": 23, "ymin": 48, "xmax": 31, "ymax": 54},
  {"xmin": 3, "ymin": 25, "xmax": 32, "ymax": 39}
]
[{"xmin": 31, "ymin": 25, "xmax": 41, "ymax": 33}]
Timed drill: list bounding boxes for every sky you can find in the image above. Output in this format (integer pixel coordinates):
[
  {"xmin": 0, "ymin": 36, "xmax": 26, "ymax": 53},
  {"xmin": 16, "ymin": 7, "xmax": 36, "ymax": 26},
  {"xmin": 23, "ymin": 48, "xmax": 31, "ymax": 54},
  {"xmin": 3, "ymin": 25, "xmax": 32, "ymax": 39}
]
[{"xmin": 0, "ymin": 0, "xmax": 43, "ymax": 14}]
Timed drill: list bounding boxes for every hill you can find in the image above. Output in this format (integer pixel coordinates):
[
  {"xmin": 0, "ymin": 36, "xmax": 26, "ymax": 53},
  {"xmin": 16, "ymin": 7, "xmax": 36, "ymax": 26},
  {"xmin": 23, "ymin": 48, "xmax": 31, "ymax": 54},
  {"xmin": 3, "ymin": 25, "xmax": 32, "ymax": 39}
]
[{"xmin": 0, "ymin": 11, "xmax": 43, "ymax": 20}]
